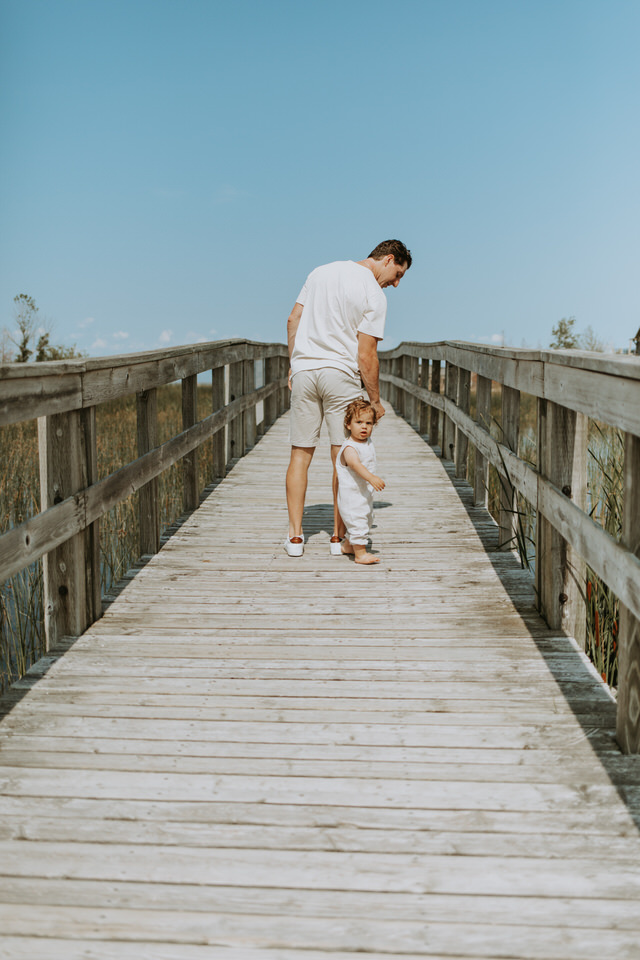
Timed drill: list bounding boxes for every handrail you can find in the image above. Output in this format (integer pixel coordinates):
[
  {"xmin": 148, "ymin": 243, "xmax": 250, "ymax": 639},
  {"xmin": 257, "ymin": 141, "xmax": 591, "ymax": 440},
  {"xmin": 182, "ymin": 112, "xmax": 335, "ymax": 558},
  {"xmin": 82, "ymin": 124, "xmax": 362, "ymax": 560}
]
[
  {"xmin": 379, "ymin": 340, "xmax": 640, "ymax": 754},
  {"xmin": 0, "ymin": 338, "xmax": 289, "ymax": 646}
]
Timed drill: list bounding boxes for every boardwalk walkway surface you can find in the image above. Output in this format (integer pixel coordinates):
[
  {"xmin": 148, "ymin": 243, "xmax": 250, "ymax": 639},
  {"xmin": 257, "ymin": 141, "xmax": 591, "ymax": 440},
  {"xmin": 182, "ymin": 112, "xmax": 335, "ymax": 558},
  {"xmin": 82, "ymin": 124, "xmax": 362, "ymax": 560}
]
[{"xmin": 1, "ymin": 406, "xmax": 640, "ymax": 959}]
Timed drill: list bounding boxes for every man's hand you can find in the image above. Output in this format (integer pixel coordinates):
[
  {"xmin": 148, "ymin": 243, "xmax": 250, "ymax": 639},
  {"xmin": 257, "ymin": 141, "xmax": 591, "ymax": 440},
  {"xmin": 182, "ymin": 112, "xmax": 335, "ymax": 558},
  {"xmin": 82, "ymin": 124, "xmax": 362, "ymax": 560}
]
[{"xmin": 371, "ymin": 400, "xmax": 385, "ymax": 421}]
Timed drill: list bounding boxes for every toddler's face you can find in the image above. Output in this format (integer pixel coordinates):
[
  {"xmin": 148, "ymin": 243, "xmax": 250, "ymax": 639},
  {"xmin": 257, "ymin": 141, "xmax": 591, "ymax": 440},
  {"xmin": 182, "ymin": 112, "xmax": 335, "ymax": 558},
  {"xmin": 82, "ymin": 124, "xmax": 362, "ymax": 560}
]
[{"xmin": 348, "ymin": 410, "xmax": 375, "ymax": 442}]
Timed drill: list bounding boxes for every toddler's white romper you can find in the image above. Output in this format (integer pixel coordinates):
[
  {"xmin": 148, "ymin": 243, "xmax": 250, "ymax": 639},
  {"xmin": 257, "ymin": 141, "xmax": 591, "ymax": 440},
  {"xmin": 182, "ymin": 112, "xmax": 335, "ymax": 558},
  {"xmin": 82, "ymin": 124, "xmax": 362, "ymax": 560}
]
[{"xmin": 336, "ymin": 437, "xmax": 377, "ymax": 546}]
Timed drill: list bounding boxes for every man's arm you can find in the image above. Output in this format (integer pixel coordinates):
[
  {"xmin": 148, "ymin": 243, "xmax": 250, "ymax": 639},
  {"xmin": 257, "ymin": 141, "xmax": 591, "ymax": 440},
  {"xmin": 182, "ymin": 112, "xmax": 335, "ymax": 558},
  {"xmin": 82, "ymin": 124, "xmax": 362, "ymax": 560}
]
[
  {"xmin": 357, "ymin": 332, "xmax": 385, "ymax": 420},
  {"xmin": 287, "ymin": 302, "xmax": 304, "ymax": 359}
]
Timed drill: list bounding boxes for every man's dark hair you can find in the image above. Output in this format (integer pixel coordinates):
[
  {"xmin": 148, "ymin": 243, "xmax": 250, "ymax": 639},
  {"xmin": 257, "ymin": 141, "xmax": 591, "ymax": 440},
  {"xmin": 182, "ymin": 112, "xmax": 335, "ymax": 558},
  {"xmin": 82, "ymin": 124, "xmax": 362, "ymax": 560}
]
[{"xmin": 368, "ymin": 239, "xmax": 412, "ymax": 268}]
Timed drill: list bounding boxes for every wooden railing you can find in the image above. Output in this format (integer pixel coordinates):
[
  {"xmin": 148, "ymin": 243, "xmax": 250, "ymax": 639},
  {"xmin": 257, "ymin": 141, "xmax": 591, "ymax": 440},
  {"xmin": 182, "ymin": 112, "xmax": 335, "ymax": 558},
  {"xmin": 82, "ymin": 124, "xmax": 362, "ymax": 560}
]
[
  {"xmin": 0, "ymin": 339, "xmax": 289, "ymax": 647},
  {"xmin": 379, "ymin": 341, "xmax": 640, "ymax": 754}
]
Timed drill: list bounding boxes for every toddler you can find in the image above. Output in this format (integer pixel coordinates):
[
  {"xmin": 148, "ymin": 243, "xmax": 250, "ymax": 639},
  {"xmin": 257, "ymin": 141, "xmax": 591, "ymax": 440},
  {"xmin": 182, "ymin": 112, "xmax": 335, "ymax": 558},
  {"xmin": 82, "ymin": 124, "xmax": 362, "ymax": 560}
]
[{"xmin": 336, "ymin": 397, "xmax": 385, "ymax": 565}]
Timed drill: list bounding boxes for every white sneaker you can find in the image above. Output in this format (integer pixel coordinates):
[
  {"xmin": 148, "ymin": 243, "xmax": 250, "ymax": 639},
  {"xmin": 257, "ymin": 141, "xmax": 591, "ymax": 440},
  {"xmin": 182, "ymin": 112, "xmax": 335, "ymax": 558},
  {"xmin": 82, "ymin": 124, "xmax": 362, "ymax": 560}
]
[
  {"xmin": 284, "ymin": 535, "xmax": 304, "ymax": 557},
  {"xmin": 329, "ymin": 538, "xmax": 343, "ymax": 556}
]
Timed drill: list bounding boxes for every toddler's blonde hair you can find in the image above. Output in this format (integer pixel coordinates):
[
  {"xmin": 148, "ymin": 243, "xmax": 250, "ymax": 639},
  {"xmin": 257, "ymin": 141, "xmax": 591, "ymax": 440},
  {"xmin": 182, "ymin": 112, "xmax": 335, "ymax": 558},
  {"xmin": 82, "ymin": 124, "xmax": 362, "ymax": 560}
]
[{"xmin": 343, "ymin": 396, "xmax": 378, "ymax": 436}]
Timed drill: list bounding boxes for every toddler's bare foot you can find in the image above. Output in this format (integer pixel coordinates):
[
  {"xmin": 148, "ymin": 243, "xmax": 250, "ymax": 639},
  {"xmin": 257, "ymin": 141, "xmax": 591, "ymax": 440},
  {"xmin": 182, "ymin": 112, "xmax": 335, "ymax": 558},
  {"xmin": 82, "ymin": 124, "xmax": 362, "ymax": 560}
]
[
  {"xmin": 341, "ymin": 539, "xmax": 355, "ymax": 555},
  {"xmin": 353, "ymin": 545, "xmax": 380, "ymax": 564}
]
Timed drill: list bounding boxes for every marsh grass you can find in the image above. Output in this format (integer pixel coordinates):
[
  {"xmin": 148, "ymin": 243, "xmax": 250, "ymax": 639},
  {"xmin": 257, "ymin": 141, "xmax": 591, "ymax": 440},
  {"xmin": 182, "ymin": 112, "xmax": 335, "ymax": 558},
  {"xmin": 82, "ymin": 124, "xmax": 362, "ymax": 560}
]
[{"xmin": 1, "ymin": 382, "xmax": 217, "ymax": 691}]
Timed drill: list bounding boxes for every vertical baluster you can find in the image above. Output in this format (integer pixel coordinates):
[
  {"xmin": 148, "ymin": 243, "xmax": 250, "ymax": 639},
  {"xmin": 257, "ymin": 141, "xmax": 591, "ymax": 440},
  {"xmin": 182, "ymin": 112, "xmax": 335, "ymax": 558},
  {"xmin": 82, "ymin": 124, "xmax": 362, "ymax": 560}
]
[
  {"xmin": 430, "ymin": 360, "xmax": 441, "ymax": 452},
  {"xmin": 38, "ymin": 410, "xmax": 89, "ymax": 646},
  {"xmin": 419, "ymin": 359, "xmax": 430, "ymax": 437},
  {"xmin": 137, "ymin": 388, "xmax": 160, "ymax": 554},
  {"xmin": 211, "ymin": 365, "xmax": 226, "ymax": 478},
  {"xmin": 228, "ymin": 360, "xmax": 244, "ymax": 468},
  {"xmin": 617, "ymin": 431, "xmax": 640, "ymax": 753},
  {"xmin": 536, "ymin": 399, "xmax": 587, "ymax": 641},
  {"xmin": 455, "ymin": 367, "xmax": 471, "ymax": 478},
  {"xmin": 264, "ymin": 356, "xmax": 278, "ymax": 428},
  {"xmin": 442, "ymin": 363, "xmax": 458, "ymax": 461},
  {"xmin": 474, "ymin": 375, "xmax": 491, "ymax": 507},
  {"xmin": 243, "ymin": 358, "xmax": 256, "ymax": 452},
  {"xmin": 498, "ymin": 385, "xmax": 520, "ymax": 550},
  {"xmin": 182, "ymin": 374, "xmax": 199, "ymax": 511}
]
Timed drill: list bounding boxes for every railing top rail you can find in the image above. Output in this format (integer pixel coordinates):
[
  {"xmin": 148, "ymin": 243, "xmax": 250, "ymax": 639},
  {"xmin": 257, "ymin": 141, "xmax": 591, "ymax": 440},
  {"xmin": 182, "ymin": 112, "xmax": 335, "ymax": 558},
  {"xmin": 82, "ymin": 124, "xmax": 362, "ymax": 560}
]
[
  {"xmin": 380, "ymin": 340, "xmax": 640, "ymax": 381},
  {"xmin": 0, "ymin": 338, "xmax": 288, "ymax": 428}
]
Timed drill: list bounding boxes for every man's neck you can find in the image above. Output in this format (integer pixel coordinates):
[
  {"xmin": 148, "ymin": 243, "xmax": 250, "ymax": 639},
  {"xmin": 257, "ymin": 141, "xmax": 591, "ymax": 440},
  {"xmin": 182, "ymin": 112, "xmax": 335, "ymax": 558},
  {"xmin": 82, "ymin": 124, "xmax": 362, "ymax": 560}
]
[{"xmin": 357, "ymin": 257, "xmax": 381, "ymax": 283}]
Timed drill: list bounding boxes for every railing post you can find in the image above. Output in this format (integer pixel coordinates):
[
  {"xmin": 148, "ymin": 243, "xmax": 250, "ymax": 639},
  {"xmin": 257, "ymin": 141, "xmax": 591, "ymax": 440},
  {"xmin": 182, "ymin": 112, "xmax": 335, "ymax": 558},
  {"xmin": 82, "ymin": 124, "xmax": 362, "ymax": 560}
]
[
  {"xmin": 498, "ymin": 385, "xmax": 520, "ymax": 550},
  {"xmin": 419, "ymin": 359, "xmax": 430, "ymax": 436},
  {"xmin": 181, "ymin": 374, "xmax": 199, "ymax": 511},
  {"xmin": 455, "ymin": 367, "xmax": 471, "ymax": 478},
  {"xmin": 392, "ymin": 356, "xmax": 403, "ymax": 416},
  {"xmin": 430, "ymin": 360, "xmax": 441, "ymax": 451},
  {"xmin": 385, "ymin": 357, "xmax": 396, "ymax": 409},
  {"xmin": 81, "ymin": 407, "xmax": 101, "ymax": 624},
  {"xmin": 243, "ymin": 358, "xmax": 256, "ymax": 452},
  {"xmin": 228, "ymin": 360, "xmax": 244, "ymax": 467},
  {"xmin": 38, "ymin": 410, "xmax": 91, "ymax": 646},
  {"xmin": 278, "ymin": 355, "xmax": 289, "ymax": 416},
  {"xmin": 264, "ymin": 356, "xmax": 279, "ymax": 428},
  {"xmin": 442, "ymin": 362, "xmax": 458, "ymax": 461},
  {"xmin": 211, "ymin": 365, "xmax": 226, "ymax": 479},
  {"xmin": 536, "ymin": 399, "xmax": 587, "ymax": 642},
  {"xmin": 474, "ymin": 375, "xmax": 491, "ymax": 507},
  {"xmin": 137, "ymin": 388, "xmax": 160, "ymax": 554},
  {"xmin": 402, "ymin": 354, "xmax": 417, "ymax": 426},
  {"xmin": 616, "ymin": 431, "xmax": 640, "ymax": 753}
]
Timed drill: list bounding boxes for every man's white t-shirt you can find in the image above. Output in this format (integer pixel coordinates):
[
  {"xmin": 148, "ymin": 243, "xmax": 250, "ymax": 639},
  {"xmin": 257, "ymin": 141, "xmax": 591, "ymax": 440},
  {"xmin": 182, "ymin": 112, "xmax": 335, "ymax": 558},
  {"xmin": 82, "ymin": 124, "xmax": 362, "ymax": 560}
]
[{"xmin": 290, "ymin": 260, "xmax": 387, "ymax": 379}]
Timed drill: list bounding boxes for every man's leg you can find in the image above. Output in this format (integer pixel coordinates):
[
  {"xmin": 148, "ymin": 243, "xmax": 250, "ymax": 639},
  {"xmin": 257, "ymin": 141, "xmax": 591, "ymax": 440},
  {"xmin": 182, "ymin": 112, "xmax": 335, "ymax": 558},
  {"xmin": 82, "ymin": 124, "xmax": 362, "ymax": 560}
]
[
  {"xmin": 330, "ymin": 444, "xmax": 346, "ymax": 540},
  {"xmin": 286, "ymin": 446, "xmax": 315, "ymax": 539}
]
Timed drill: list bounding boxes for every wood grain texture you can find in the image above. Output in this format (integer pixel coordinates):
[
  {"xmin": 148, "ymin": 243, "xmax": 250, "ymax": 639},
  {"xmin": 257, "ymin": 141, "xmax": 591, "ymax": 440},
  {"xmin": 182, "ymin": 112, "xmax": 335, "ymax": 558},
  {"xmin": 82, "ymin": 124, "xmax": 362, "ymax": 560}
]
[{"xmin": 1, "ymin": 405, "xmax": 639, "ymax": 957}]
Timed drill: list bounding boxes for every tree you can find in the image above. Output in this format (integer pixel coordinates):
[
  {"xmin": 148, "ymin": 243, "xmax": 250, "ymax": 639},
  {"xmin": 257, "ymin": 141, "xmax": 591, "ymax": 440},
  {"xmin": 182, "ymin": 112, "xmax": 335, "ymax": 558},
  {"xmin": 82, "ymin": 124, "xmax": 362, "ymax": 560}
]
[
  {"xmin": 4, "ymin": 294, "xmax": 86, "ymax": 362},
  {"xmin": 11, "ymin": 293, "xmax": 39, "ymax": 362},
  {"xmin": 578, "ymin": 325, "xmax": 606, "ymax": 353},
  {"xmin": 550, "ymin": 316, "xmax": 579, "ymax": 349}
]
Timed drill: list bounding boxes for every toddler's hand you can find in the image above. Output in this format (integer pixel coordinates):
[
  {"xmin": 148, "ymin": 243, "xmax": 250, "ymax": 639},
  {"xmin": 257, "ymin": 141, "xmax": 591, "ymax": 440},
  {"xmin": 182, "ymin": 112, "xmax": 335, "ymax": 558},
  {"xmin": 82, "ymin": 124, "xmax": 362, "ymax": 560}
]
[{"xmin": 370, "ymin": 474, "xmax": 385, "ymax": 491}]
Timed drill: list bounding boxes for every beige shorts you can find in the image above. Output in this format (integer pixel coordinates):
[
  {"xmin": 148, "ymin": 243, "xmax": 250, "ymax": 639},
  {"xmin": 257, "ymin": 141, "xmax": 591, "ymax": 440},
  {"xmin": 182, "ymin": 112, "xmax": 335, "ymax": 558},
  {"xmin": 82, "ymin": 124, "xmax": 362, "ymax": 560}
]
[{"xmin": 289, "ymin": 367, "xmax": 362, "ymax": 447}]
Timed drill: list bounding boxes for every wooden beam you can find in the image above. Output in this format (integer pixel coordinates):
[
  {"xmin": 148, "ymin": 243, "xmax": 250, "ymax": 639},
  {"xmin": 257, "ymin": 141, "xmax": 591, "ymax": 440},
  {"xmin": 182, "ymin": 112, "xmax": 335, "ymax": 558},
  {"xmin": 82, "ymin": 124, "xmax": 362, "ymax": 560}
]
[{"xmin": 616, "ymin": 431, "xmax": 640, "ymax": 753}]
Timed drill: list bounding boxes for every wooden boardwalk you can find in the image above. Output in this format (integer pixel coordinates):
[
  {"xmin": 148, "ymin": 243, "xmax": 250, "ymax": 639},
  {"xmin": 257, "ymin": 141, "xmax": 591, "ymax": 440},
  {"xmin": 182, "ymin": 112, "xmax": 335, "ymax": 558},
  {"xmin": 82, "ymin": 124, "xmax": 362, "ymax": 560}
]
[{"xmin": 1, "ymin": 406, "xmax": 640, "ymax": 959}]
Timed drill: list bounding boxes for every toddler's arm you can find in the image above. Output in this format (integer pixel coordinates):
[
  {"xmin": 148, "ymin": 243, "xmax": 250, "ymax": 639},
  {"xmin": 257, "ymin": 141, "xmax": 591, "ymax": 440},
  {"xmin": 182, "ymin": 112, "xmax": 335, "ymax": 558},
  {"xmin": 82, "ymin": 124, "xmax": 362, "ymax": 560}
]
[{"xmin": 342, "ymin": 446, "xmax": 386, "ymax": 491}]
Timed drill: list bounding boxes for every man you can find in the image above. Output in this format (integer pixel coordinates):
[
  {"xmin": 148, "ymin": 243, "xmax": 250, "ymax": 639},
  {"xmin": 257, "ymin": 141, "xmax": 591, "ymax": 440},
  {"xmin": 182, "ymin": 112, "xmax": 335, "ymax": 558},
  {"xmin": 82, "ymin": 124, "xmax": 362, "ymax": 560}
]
[{"xmin": 284, "ymin": 239, "xmax": 412, "ymax": 557}]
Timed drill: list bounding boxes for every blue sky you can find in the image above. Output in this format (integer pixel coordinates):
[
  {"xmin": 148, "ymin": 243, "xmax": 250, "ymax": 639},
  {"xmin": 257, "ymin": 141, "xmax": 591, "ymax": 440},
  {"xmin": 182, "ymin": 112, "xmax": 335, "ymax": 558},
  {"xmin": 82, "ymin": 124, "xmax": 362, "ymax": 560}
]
[{"xmin": 1, "ymin": 0, "xmax": 638, "ymax": 357}]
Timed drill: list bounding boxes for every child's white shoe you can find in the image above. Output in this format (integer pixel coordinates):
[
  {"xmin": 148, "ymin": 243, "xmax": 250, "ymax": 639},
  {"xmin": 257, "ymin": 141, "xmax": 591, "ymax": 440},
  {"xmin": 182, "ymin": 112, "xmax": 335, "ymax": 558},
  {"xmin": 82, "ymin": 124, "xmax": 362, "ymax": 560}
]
[
  {"xmin": 284, "ymin": 535, "xmax": 304, "ymax": 557},
  {"xmin": 329, "ymin": 537, "xmax": 343, "ymax": 556}
]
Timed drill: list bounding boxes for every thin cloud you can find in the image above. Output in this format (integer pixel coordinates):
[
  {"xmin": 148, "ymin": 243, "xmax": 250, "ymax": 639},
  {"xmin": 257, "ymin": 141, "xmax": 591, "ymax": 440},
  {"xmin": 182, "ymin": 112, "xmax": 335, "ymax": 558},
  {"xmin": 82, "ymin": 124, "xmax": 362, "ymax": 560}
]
[
  {"xmin": 91, "ymin": 337, "xmax": 107, "ymax": 349},
  {"xmin": 113, "ymin": 331, "xmax": 130, "ymax": 340},
  {"xmin": 213, "ymin": 184, "xmax": 248, "ymax": 205},
  {"xmin": 78, "ymin": 317, "xmax": 94, "ymax": 329},
  {"xmin": 158, "ymin": 329, "xmax": 173, "ymax": 345}
]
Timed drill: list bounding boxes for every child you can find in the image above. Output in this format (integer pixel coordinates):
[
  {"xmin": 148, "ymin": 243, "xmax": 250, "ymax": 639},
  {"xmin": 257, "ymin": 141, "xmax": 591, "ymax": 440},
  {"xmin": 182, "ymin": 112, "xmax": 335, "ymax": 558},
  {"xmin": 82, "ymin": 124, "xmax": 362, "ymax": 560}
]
[{"xmin": 335, "ymin": 397, "xmax": 385, "ymax": 565}]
